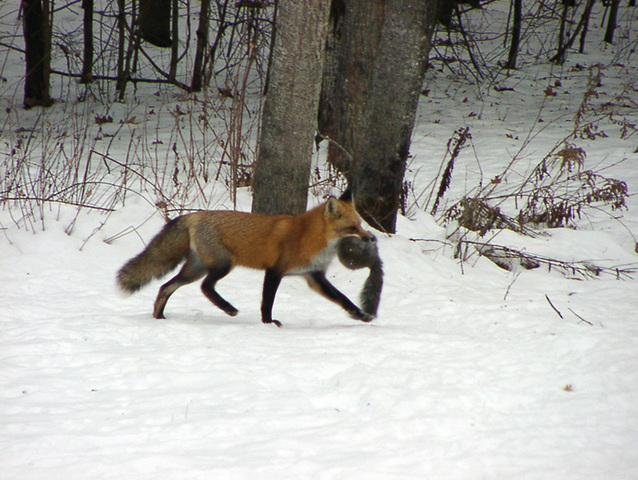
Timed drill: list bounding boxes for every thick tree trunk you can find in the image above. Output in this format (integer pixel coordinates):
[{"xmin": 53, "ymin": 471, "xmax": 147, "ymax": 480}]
[
  {"xmin": 252, "ymin": 0, "xmax": 331, "ymax": 215},
  {"xmin": 319, "ymin": 0, "xmax": 441, "ymax": 232},
  {"xmin": 139, "ymin": 0, "xmax": 172, "ymax": 47},
  {"xmin": 319, "ymin": 0, "xmax": 384, "ymax": 176},
  {"xmin": 23, "ymin": 0, "xmax": 52, "ymax": 108}
]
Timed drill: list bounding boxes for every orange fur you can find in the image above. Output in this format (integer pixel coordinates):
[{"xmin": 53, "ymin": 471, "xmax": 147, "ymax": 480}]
[{"xmin": 184, "ymin": 198, "xmax": 372, "ymax": 273}]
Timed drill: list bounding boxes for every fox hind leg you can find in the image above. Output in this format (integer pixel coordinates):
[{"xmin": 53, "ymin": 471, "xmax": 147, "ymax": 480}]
[
  {"xmin": 201, "ymin": 260, "xmax": 238, "ymax": 317},
  {"xmin": 154, "ymin": 251, "xmax": 207, "ymax": 319}
]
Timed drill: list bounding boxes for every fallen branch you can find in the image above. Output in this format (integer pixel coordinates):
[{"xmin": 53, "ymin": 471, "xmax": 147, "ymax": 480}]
[
  {"xmin": 568, "ymin": 307, "xmax": 594, "ymax": 326},
  {"xmin": 462, "ymin": 240, "xmax": 636, "ymax": 280},
  {"xmin": 0, "ymin": 196, "xmax": 115, "ymax": 212}
]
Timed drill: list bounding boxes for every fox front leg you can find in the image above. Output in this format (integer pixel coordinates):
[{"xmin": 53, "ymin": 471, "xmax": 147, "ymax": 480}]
[
  {"xmin": 306, "ymin": 271, "xmax": 373, "ymax": 322},
  {"xmin": 261, "ymin": 269, "xmax": 283, "ymax": 327}
]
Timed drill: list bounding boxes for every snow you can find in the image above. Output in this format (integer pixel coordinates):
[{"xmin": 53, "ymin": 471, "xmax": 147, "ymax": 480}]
[{"xmin": 2, "ymin": 2, "xmax": 638, "ymax": 479}]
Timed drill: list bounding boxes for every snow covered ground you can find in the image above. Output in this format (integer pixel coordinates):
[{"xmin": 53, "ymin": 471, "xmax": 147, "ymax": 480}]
[{"xmin": 2, "ymin": 3, "xmax": 638, "ymax": 479}]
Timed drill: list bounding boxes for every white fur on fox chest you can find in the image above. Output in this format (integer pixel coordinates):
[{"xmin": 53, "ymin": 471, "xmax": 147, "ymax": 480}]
[{"xmin": 287, "ymin": 239, "xmax": 339, "ymax": 275}]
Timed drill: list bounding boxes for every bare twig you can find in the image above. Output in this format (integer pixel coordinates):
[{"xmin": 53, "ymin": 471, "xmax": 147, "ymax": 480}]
[
  {"xmin": 568, "ymin": 307, "xmax": 594, "ymax": 326},
  {"xmin": 504, "ymin": 272, "xmax": 521, "ymax": 301},
  {"xmin": 545, "ymin": 294, "xmax": 563, "ymax": 319}
]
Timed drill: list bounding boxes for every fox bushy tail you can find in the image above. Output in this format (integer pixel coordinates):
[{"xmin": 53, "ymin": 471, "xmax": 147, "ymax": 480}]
[{"xmin": 117, "ymin": 217, "xmax": 190, "ymax": 293}]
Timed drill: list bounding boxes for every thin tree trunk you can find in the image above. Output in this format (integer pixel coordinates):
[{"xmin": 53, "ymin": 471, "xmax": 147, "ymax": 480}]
[
  {"xmin": 556, "ymin": 1, "xmax": 570, "ymax": 64},
  {"xmin": 506, "ymin": 0, "xmax": 522, "ymax": 70},
  {"xmin": 191, "ymin": 0, "xmax": 211, "ymax": 92},
  {"xmin": 169, "ymin": 0, "xmax": 179, "ymax": 81},
  {"xmin": 262, "ymin": 0, "xmax": 279, "ymax": 95},
  {"xmin": 118, "ymin": 0, "xmax": 144, "ymax": 100},
  {"xmin": 80, "ymin": 0, "xmax": 94, "ymax": 84},
  {"xmin": 550, "ymin": 0, "xmax": 596, "ymax": 63},
  {"xmin": 23, "ymin": 0, "xmax": 52, "ymax": 107},
  {"xmin": 205, "ymin": 0, "xmax": 230, "ymax": 88},
  {"xmin": 604, "ymin": 0, "xmax": 620, "ymax": 43},
  {"xmin": 116, "ymin": 0, "xmax": 127, "ymax": 93},
  {"xmin": 579, "ymin": 0, "xmax": 596, "ymax": 53},
  {"xmin": 252, "ymin": 0, "xmax": 332, "ymax": 215}
]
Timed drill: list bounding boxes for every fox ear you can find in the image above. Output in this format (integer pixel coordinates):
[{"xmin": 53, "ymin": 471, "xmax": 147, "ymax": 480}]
[
  {"xmin": 325, "ymin": 196, "xmax": 344, "ymax": 219},
  {"xmin": 339, "ymin": 189, "xmax": 353, "ymax": 202}
]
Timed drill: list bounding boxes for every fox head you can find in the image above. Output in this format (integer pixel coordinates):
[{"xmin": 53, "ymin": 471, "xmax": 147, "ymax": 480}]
[{"xmin": 324, "ymin": 191, "xmax": 375, "ymax": 243}]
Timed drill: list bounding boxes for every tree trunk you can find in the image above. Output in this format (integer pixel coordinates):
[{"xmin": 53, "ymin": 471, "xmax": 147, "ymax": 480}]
[
  {"xmin": 169, "ymin": 0, "xmax": 179, "ymax": 81},
  {"xmin": 555, "ymin": 1, "xmax": 570, "ymax": 64},
  {"xmin": 318, "ymin": 0, "xmax": 385, "ymax": 176},
  {"xmin": 550, "ymin": 0, "xmax": 596, "ymax": 63},
  {"xmin": 23, "ymin": 0, "xmax": 52, "ymax": 108},
  {"xmin": 252, "ymin": 0, "xmax": 332, "ymax": 215},
  {"xmin": 579, "ymin": 0, "xmax": 596, "ymax": 53},
  {"xmin": 319, "ymin": 0, "xmax": 441, "ymax": 233},
  {"xmin": 506, "ymin": 0, "xmax": 522, "ymax": 70},
  {"xmin": 604, "ymin": 0, "xmax": 620, "ymax": 44},
  {"xmin": 116, "ymin": 0, "xmax": 127, "ymax": 94},
  {"xmin": 139, "ymin": 0, "xmax": 172, "ymax": 47},
  {"xmin": 80, "ymin": 0, "xmax": 94, "ymax": 84},
  {"xmin": 191, "ymin": 0, "xmax": 211, "ymax": 92}
]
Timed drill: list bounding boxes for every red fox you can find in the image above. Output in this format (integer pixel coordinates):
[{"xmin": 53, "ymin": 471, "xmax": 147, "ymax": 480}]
[{"xmin": 117, "ymin": 191, "xmax": 376, "ymax": 327}]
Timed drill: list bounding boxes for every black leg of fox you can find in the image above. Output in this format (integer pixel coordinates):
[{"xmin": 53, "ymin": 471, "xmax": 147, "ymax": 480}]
[
  {"xmin": 261, "ymin": 269, "xmax": 283, "ymax": 327},
  {"xmin": 306, "ymin": 271, "xmax": 373, "ymax": 322},
  {"xmin": 200, "ymin": 261, "xmax": 238, "ymax": 317},
  {"xmin": 154, "ymin": 251, "xmax": 207, "ymax": 319},
  {"xmin": 154, "ymin": 251, "xmax": 238, "ymax": 319}
]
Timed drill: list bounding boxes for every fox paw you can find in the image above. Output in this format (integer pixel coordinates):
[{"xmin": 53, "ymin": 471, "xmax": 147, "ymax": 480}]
[
  {"xmin": 263, "ymin": 318, "xmax": 282, "ymax": 328},
  {"xmin": 350, "ymin": 310, "xmax": 374, "ymax": 323}
]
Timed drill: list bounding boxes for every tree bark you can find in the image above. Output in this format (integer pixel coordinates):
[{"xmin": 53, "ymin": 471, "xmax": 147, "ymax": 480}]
[
  {"xmin": 252, "ymin": 0, "xmax": 332, "ymax": 215},
  {"xmin": 319, "ymin": 0, "xmax": 441, "ymax": 233},
  {"xmin": 23, "ymin": 0, "xmax": 52, "ymax": 108},
  {"xmin": 318, "ymin": 0, "xmax": 385, "ymax": 176}
]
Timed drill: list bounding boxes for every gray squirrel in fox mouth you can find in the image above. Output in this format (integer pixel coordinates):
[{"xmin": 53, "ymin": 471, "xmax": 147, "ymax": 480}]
[{"xmin": 337, "ymin": 235, "xmax": 383, "ymax": 317}]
